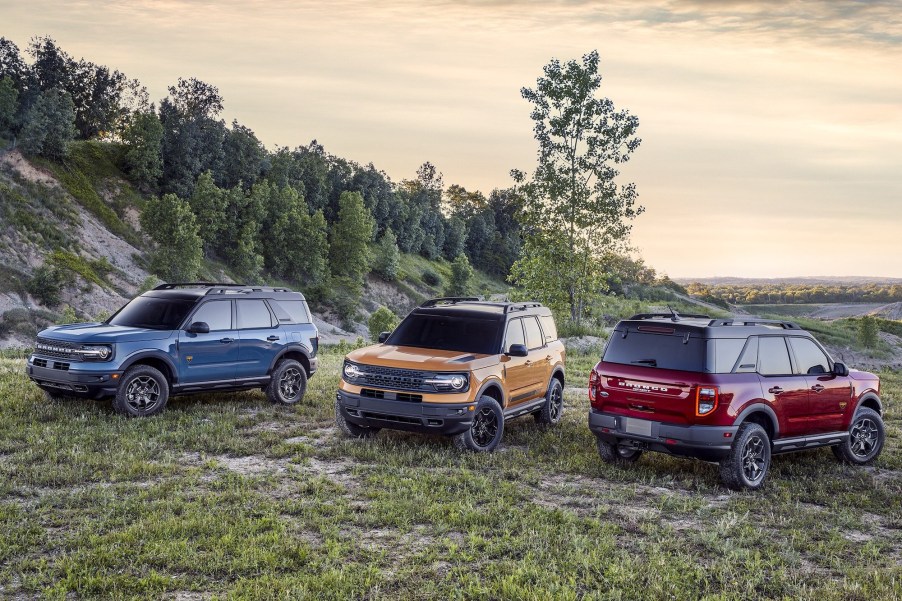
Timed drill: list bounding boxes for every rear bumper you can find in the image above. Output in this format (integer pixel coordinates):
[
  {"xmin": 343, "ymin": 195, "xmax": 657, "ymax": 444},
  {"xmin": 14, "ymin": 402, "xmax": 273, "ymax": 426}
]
[
  {"xmin": 336, "ymin": 389, "xmax": 474, "ymax": 436},
  {"xmin": 26, "ymin": 357, "xmax": 121, "ymax": 399},
  {"xmin": 588, "ymin": 409, "xmax": 738, "ymax": 461}
]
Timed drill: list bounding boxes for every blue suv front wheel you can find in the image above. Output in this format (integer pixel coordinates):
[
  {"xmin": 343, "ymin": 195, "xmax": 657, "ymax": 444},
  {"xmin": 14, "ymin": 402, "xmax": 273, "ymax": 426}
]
[{"xmin": 113, "ymin": 364, "xmax": 170, "ymax": 417}]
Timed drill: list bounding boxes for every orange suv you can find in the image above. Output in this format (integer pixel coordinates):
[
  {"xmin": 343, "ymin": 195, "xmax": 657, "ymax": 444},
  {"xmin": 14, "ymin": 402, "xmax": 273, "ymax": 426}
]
[{"xmin": 335, "ymin": 297, "xmax": 566, "ymax": 451}]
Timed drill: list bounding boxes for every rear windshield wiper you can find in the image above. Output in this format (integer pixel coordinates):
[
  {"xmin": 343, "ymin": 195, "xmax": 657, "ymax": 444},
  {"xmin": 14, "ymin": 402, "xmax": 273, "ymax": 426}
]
[{"xmin": 631, "ymin": 359, "xmax": 658, "ymax": 367}]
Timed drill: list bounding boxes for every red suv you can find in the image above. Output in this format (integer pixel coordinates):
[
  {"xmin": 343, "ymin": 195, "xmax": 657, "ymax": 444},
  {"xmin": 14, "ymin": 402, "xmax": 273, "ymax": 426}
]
[{"xmin": 588, "ymin": 313, "xmax": 885, "ymax": 490}]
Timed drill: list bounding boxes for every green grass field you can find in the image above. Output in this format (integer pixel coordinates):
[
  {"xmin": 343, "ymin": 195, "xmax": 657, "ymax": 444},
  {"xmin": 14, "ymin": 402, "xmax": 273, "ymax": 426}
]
[{"xmin": 0, "ymin": 351, "xmax": 900, "ymax": 599}]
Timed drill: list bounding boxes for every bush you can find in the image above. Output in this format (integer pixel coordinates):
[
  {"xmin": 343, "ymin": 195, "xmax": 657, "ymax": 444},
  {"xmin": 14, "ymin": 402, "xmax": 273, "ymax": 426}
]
[
  {"xmin": 27, "ymin": 264, "xmax": 70, "ymax": 307},
  {"xmin": 368, "ymin": 306, "xmax": 399, "ymax": 341},
  {"xmin": 445, "ymin": 254, "xmax": 474, "ymax": 296},
  {"xmin": 422, "ymin": 269, "xmax": 441, "ymax": 287},
  {"xmin": 58, "ymin": 305, "xmax": 78, "ymax": 324},
  {"xmin": 858, "ymin": 316, "xmax": 879, "ymax": 349},
  {"xmin": 373, "ymin": 229, "xmax": 400, "ymax": 281}
]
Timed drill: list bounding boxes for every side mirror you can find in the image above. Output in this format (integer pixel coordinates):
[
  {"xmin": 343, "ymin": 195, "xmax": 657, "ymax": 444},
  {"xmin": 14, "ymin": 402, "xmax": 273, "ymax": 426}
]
[
  {"xmin": 188, "ymin": 321, "xmax": 210, "ymax": 334},
  {"xmin": 833, "ymin": 362, "xmax": 849, "ymax": 377},
  {"xmin": 507, "ymin": 343, "xmax": 528, "ymax": 357},
  {"xmin": 378, "ymin": 331, "xmax": 391, "ymax": 344}
]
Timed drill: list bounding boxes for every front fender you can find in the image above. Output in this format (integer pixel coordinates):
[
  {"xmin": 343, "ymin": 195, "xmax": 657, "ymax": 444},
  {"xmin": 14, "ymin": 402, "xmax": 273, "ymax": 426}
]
[{"xmin": 118, "ymin": 350, "xmax": 180, "ymax": 383}]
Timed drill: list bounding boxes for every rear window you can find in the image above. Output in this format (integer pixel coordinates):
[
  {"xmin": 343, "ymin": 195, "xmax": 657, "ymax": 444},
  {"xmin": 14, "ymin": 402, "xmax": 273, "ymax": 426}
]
[
  {"xmin": 758, "ymin": 337, "xmax": 792, "ymax": 375},
  {"xmin": 387, "ymin": 314, "xmax": 503, "ymax": 355},
  {"xmin": 271, "ymin": 300, "xmax": 311, "ymax": 324},
  {"xmin": 539, "ymin": 315, "xmax": 558, "ymax": 342},
  {"xmin": 523, "ymin": 316, "xmax": 544, "ymax": 349},
  {"xmin": 237, "ymin": 299, "xmax": 275, "ymax": 329},
  {"xmin": 603, "ymin": 330, "xmax": 707, "ymax": 372}
]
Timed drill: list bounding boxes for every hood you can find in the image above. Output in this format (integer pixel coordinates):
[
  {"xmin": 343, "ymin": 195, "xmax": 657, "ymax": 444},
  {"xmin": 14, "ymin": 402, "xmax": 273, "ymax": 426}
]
[
  {"xmin": 38, "ymin": 323, "xmax": 174, "ymax": 343},
  {"xmin": 346, "ymin": 344, "xmax": 497, "ymax": 371}
]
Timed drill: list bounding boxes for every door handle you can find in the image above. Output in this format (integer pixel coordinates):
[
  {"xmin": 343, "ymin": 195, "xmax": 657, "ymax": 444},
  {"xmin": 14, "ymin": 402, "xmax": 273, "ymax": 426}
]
[
  {"xmin": 219, "ymin": 337, "xmax": 234, "ymax": 344},
  {"xmin": 811, "ymin": 384, "xmax": 825, "ymax": 393},
  {"xmin": 267, "ymin": 335, "xmax": 280, "ymax": 342},
  {"xmin": 545, "ymin": 355, "xmax": 552, "ymax": 361},
  {"xmin": 768, "ymin": 386, "xmax": 783, "ymax": 395}
]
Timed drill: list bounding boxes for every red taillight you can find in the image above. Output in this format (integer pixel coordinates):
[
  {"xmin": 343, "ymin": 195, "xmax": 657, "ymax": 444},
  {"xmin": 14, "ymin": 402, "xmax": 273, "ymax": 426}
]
[
  {"xmin": 589, "ymin": 370, "xmax": 599, "ymax": 402},
  {"xmin": 695, "ymin": 385, "xmax": 719, "ymax": 417}
]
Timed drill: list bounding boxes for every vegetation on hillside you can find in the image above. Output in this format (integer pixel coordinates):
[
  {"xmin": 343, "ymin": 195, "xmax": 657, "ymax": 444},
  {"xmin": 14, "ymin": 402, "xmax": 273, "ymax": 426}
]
[{"xmin": 687, "ymin": 281, "xmax": 902, "ymax": 305}]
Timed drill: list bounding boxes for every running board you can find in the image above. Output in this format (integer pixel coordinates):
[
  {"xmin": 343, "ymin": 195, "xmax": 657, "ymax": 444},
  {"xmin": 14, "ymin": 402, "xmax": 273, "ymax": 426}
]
[
  {"xmin": 772, "ymin": 431, "xmax": 849, "ymax": 454},
  {"xmin": 504, "ymin": 397, "xmax": 546, "ymax": 420}
]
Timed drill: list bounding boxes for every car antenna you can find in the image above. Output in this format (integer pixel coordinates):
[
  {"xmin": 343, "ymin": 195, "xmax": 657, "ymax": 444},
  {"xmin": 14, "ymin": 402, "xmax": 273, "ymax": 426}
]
[{"xmin": 668, "ymin": 306, "xmax": 680, "ymax": 322}]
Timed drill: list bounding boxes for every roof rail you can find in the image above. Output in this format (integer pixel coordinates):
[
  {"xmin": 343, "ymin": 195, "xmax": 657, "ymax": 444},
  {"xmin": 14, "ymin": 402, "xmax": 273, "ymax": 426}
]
[
  {"xmin": 629, "ymin": 312, "xmax": 710, "ymax": 321},
  {"xmin": 708, "ymin": 318, "xmax": 801, "ymax": 329},
  {"xmin": 505, "ymin": 302, "xmax": 542, "ymax": 314},
  {"xmin": 420, "ymin": 297, "xmax": 481, "ymax": 307},
  {"xmin": 205, "ymin": 286, "xmax": 294, "ymax": 295},
  {"xmin": 153, "ymin": 282, "xmax": 247, "ymax": 290}
]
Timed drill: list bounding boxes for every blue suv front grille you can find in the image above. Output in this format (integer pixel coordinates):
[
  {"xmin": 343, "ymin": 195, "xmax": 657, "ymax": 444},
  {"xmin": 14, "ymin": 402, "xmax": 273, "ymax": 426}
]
[{"xmin": 35, "ymin": 338, "xmax": 80, "ymax": 360}]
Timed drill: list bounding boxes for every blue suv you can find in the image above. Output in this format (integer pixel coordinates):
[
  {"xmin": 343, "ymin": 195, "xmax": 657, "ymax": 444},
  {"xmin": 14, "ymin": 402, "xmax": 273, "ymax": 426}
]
[{"xmin": 26, "ymin": 283, "xmax": 319, "ymax": 416}]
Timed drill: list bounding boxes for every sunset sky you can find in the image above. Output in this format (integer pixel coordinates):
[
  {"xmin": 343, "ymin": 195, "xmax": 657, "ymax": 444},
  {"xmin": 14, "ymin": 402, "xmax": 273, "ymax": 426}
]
[{"xmin": 3, "ymin": 0, "xmax": 901, "ymax": 278}]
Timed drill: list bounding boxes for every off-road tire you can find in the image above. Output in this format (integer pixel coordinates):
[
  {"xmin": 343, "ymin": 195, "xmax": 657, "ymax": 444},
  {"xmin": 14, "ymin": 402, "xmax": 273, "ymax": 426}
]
[
  {"xmin": 831, "ymin": 407, "xmax": 884, "ymax": 465},
  {"xmin": 596, "ymin": 437, "xmax": 643, "ymax": 464},
  {"xmin": 534, "ymin": 378, "xmax": 564, "ymax": 426},
  {"xmin": 113, "ymin": 364, "xmax": 169, "ymax": 417},
  {"xmin": 266, "ymin": 359, "xmax": 308, "ymax": 405},
  {"xmin": 334, "ymin": 397, "xmax": 380, "ymax": 438},
  {"xmin": 453, "ymin": 395, "xmax": 504, "ymax": 452},
  {"xmin": 719, "ymin": 422, "xmax": 771, "ymax": 491}
]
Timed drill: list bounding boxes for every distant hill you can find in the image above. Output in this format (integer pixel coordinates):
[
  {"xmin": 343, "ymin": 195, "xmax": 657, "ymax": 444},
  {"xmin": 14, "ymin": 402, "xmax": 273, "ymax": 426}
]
[{"xmin": 675, "ymin": 276, "xmax": 902, "ymax": 286}]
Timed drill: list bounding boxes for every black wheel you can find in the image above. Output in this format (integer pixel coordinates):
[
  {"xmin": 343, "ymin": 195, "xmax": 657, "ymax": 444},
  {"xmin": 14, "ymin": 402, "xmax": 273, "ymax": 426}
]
[
  {"xmin": 453, "ymin": 396, "xmax": 504, "ymax": 452},
  {"xmin": 266, "ymin": 359, "xmax": 308, "ymax": 405},
  {"xmin": 534, "ymin": 378, "xmax": 564, "ymax": 426},
  {"xmin": 113, "ymin": 364, "xmax": 169, "ymax": 417},
  {"xmin": 334, "ymin": 397, "xmax": 380, "ymax": 438},
  {"xmin": 596, "ymin": 437, "xmax": 643, "ymax": 464},
  {"xmin": 719, "ymin": 422, "xmax": 771, "ymax": 491},
  {"xmin": 832, "ymin": 407, "xmax": 884, "ymax": 465}
]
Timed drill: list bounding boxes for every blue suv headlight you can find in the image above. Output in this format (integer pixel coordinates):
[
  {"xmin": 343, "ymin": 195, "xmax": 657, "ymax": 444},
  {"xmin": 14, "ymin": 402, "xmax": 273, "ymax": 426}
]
[{"xmin": 76, "ymin": 345, "xmax": 114, "ymax": 361}]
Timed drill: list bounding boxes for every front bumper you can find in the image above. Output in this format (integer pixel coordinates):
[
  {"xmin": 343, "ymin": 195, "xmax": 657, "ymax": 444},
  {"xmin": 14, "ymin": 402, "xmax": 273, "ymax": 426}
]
[
  {"xmin": 336, "ymin": 389, "xmax": 475, "ymax": 436},
  {"xmin": 26, "ymin": 356, "xmax": 121, "ymax": 399},
  {"xmin": 588, "ymin": 409, "xmax": 739, "ymax": 461}
]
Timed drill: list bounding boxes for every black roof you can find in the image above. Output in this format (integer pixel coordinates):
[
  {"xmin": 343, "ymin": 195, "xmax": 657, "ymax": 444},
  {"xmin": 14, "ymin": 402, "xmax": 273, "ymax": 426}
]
[
  {"xmin": 143, "ymin": 283, "xmax": 306, "ymax": 301},
  {"xmin": 619, "ymin": 313, "xmax": 813, "ymax": 339},
  {"xmin": 414, "ymin": 297, "xmax": 550, "ymax": 318}
]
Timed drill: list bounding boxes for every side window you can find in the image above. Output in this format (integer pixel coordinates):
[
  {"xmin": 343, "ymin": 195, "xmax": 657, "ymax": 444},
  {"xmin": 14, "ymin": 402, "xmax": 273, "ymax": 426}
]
[
  {"xmin": 789, "ymin": 337, "xmax": 831, "ymax": 375},
  {"xmin": 734, "ymin": 337, "xmax": 759, "ymax": 373},
  {"xmin": 714, "ymin": 338, "xmax": 746, "ymax": 373},
  {"xmin": 237, "ymin": 299, "xmax": 275, "ymax": 329},
  {"xmin": 190, "ymin": 301, "xmax": 232, "ymax": 331},
  {"xmin": 273, "ymin": 300, "xmax": 311, "ymax": 324},
  {"xmin": 539, "ymin": 315, "xmax": 558, "ymax": 342},
  {"xmin": 523, "ymin": 316, "xmax": 544, "ymax": 350},
  {"xmin": 757, "ymin": 337, "xmax": 792, "ymax": 376},
  {"xmin": 505, "ymin": 318, "xmax": 525, "ymax": 351}
]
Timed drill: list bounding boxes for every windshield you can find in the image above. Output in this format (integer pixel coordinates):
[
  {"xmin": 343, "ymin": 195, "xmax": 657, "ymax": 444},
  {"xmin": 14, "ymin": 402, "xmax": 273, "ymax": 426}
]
[
  {"xmin": 603, "ymin": 331, "xmax": 708, "ymax": 372},
  {"xmin": 108, "ymin": 297, "xmax": 196, "ymax": 330},
  {"xmin": 387, "ymin": 314, "xmax": 502, "ymax": 355}
]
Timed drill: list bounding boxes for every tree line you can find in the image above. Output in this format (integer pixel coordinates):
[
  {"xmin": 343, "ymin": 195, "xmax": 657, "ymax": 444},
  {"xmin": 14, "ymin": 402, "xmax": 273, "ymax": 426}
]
[
  {"xmin": 3, "ymin": 38, "xmax": 649, "ymax": 326},
  {"xmin": 0, "ymin": 36, "xmax": 521, "ymax": 319},
  {"xmin": 686, "ymin": 282, "xmax": 902, "ymax": 305}
]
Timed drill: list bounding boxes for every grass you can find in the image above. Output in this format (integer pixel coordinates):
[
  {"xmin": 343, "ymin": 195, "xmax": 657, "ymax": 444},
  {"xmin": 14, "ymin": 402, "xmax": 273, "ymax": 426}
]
[{"xmin": 0, "ymin": 349, "xmax": 899, "ymax": 599}]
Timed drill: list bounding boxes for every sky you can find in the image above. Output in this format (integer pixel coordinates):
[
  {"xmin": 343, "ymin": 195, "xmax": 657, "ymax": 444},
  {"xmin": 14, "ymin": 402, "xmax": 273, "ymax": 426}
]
[{"xmin": 2, "ymin": 0, "xmax": 901, "ymax": 278}]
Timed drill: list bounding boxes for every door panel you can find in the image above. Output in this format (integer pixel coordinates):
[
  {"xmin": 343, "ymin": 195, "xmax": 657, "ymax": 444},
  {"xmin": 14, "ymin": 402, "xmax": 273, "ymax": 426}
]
[
  {"xmin": 522, "ymin": 316, "xmax": 550, "ymax": 402},
  {"xmin": 179, "ymin": 300, "xmax": 237, "ymax": 384},
  {"xmin": 757, "ymin": 336, "xmax": 808, "ymax": 437},
  {"xmin": 788, "ymin": 337, "xmax": 849, "ymax": 433},
  {"xmin": 502, "ymin": 319, "xmax": 537, "ymax": 405},
  {"xmin": 235, "ymin": 300, "xmax": 284, "ymax": 379}
]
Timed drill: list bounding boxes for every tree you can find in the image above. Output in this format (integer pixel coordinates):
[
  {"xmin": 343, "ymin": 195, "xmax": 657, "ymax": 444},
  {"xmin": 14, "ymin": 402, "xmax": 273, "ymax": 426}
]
[
  {"xmin": 329, "ymin": 191, "xmax": 375, "ymax": 319},
  {"xmin": 140, "ymin": 193, "xmax": 203, "ymax": 281},
  {"xmin": 858, "ymin": 316, "xmax": 879, "ymax": 349},
  {"xmin": 0, "ymin": 76, "xmax": 18, "ymax": 136},
  {"xmin": 122, "ymin": 109, "xmax": 163, "ymax": 189},
  {"xmin": 221, "ymin": 120, "xmax": 264, "ymax": 189},
  {"xmin": 373, "ymin": 228, "xmax": 401, "ymax": 281},
  {"xmin": 510, "ymin": 50, "xmax": 642, "ymax": 322},
  {"xmin": 188, "ymin": 170, "xmax": 228, "ymax": 255},
  {"xmin": 446, "ymin": 254, "xmax": 474, "ymax": 297},
  {"xmin": 19, "ymin": 88, "xmax": 76, "ymax": 159},
  {"xmin": 368, "ymin": 306, "xmax": 399, "ymax": 341}
]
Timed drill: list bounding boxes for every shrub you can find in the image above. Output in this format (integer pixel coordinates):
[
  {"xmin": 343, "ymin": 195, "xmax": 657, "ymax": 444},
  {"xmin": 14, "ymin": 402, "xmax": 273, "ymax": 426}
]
[
  {"xmin": 858, "ymin": 316, "xmax": 879, "ymax": 349},
  {"xmin": 368, "ymin": 306, "xmax": 399, "ymax": 341},
  {"xmin": 422, "ymin": 269, "xmax": 440, "ymax": 287},
  {"xmin": 445, "ymin": 254, "xmax": 474, "ymax": 297},
  {"xmin": 27, "ymin": 264, "xmax": 70, "ymax": 307}
]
